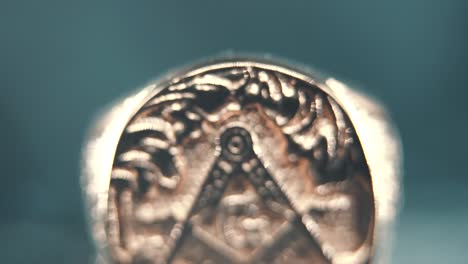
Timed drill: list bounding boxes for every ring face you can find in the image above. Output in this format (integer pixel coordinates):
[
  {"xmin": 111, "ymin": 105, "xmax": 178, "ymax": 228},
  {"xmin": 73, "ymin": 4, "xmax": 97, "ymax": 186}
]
[{"xmin": 104, "ymin": 63, "xmax": 375, "ymax": 263}]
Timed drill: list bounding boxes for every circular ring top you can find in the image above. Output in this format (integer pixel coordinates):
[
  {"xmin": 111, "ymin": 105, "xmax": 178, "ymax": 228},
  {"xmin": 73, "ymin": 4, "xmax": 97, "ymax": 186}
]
[{"xmin": 82, "ymin": 56, "xmax": 401, "ymax": 264}]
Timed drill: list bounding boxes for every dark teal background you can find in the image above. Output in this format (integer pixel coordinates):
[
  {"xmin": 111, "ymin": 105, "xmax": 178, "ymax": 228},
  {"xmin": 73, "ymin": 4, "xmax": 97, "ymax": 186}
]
[{"xmin": 1, "ymin": 1, "xmax": 467, "ymax": 263}]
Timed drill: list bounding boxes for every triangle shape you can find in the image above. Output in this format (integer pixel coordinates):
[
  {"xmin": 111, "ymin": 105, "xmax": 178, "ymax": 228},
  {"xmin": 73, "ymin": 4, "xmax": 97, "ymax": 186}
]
[{"xmin": 167, "ymin": 127, "xmax": 327, "ymax": 263}]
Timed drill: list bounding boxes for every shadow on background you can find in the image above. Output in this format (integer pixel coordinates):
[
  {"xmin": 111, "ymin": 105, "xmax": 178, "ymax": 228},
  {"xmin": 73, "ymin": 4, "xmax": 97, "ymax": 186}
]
[{"xmin": 1, "ymin": 1, "xmax": 467, "ymax": 263}]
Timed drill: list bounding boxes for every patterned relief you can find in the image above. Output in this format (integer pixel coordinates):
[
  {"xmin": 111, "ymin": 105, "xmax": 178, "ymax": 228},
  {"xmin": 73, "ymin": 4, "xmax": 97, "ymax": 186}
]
[{"xmin": 106, "ymin": 66, "xmax": 374, "ymax": 264}]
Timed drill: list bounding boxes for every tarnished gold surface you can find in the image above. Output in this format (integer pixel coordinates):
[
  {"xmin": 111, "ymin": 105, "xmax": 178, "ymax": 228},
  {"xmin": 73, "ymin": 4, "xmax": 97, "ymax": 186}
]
[{"xmin": 82, "ymin": 57, "xmax": 401, "ymax": 264}]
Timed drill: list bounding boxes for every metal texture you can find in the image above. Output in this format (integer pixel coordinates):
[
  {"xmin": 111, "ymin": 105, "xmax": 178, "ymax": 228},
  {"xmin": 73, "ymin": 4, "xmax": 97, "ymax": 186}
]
[{"xmin": 82, "ymin": 57, "xmax": 401, "ymax": 264}]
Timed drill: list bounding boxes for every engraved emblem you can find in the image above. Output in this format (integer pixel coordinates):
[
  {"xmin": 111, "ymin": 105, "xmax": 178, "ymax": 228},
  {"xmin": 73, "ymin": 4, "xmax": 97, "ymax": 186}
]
[{"xmin": 106, "ymin": 65, "xmax": 374, "ymax": 263}]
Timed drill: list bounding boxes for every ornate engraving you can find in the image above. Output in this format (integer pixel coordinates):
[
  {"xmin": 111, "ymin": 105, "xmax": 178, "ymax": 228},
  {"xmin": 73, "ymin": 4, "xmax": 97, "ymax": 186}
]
[{"xmin": 107, "ymin": 65, "xmax": 374, "ymax": 263}]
